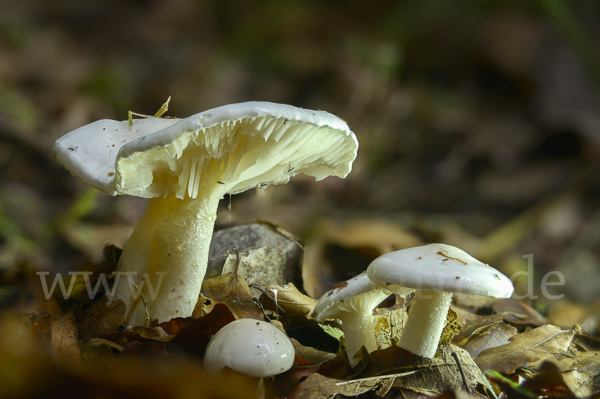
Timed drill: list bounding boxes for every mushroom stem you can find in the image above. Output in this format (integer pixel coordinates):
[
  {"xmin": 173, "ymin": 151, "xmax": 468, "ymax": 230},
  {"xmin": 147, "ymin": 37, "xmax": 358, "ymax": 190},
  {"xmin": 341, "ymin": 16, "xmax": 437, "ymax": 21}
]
[
  {"xmin": 111, "ymin": 194, "xmax": 220, "ymax": 325},
  {"xmin": 398, "ymin": 290, "xmax": 452, "ymax": 358},
  {"xmin": 338, "ymin": 310, "xmax": 378, "ymax": 367}
]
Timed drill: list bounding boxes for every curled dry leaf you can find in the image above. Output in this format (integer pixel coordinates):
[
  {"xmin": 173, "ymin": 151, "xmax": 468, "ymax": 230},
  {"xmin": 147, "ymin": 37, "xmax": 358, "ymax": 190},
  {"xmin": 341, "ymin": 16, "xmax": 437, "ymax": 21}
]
[
  {"xmin": 475, "ymin": 324, "xmax": 577, "ymax": 373},
  {"xmin": 493, "ymin": 298, "xmax": 547, "ymax": 326},
  {"xmin": 201, "ymin": 268, "xmax": 263, "ymax": 320},
  {"xmin": 439, "ymin": 307, "xmax": 463, "ymax": 348},
  {"xmin": 261, "ymin": 282, "xmax": 317, "ymax": 317},
  {"xmin": 292, "ymin": 340, "xmax": 337, "ymax": 365}
]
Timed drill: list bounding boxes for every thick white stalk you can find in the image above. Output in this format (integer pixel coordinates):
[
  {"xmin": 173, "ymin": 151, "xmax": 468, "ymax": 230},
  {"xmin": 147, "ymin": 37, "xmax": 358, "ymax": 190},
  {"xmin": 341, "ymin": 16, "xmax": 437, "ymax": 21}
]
[
  {"xmin": 338, "ymin": 311, "xmax": 378, "ymax": 368},
  {"xmin": 398, "ymin": 290, "xmax": 452, "ymax": 358},
  {"xmin": 111, "ymin": 194, "xmax": 220, "ymax": 325}
]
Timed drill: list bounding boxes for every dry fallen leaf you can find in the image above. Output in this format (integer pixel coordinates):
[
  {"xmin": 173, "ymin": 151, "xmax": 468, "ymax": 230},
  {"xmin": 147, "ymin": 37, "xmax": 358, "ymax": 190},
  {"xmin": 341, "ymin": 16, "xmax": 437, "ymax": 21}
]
[
  {"xmin": 101, "ymin": 303, "xmax": 236, "ymax": 359},
  {"xmin": 261, "ymin": 282, "xmax": 317, "ymax": 317},
  {"xmin": 486, "ymin": 361, "xmax": 579, "ymax": 399},
  {"xmin": 439, "ymin": 307, "xmax": 463, "ymax": 348},
  {"xmin": 493, "ymin": 298, "xmax": 547, "ymax": 327},
  {"xmin": 292, "ymin": 340, "xmax": 337, "ymax": 365},
  {"xmin": 29, "ymin": 314, "xmax": 54, "ymax": 357},
  {"xmin": 547, "ymin": 300, "xmax": 592, "ymax": 328},
  {"xmin": 459, "ymin": 321, "xmax": 518, "ymax": 358},
  {"xmin": 452, "ymin": 305, "xmax": 505, "ymax": 343},
  {"xmin": 475, "ymin": 324, "xmax": 578, "ymax": 373},
  {"xmin": 51, "ymin": 311, "xmax": 80, "ymax": 366},
  {"xmin": 78, "ymin": 338, "xmax": 121, "ymax": 367},
  {"xmin": 547, "ymin": 351, "xmax": 600, "ymax": 397},
  {"xmin": 201, "ymin": 255, "xmax": 263, "ymax": 320},
  {"xmin": 452, "ymin": 293, "xmax": 500, "ymax": 313},
  {"xmin": 340, "ymin": 345, "xmax": 484, "ymax": 398},
  {"xmin": 288, "ymin": 372, "xmax": 341, "ymax": 399},
  {"xmin": 374, "ymin": 307, "xmax": 408, "ymax": 350},
  {"xmin": 77, "ymin": 296, "xmax": 126, "ymax": 340}
]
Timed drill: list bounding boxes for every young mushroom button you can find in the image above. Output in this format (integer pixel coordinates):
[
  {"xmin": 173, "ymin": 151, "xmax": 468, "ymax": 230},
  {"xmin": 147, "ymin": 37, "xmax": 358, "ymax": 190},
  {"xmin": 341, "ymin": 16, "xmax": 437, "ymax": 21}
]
[
  {"xmin": 54, "ymin": 101, "xmax": 358, "ymax": 325},
  {"xmin": 203, "ymin": 318, "xmax": 295, "ymax": 377},
  {"xmin": 312, "ymin": 272, "xmax": 389, "ymax": 368},
  {"xmin": 366, "ymin": 243, "xmax": 514, "ymax": 358}
]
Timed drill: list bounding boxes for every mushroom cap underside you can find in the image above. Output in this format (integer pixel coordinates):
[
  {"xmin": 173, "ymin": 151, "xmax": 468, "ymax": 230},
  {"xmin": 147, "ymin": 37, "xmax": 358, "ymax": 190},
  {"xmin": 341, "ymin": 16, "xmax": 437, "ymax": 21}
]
[{"xmin": 313, "ymin": 273, "xmax": 389, "ymax": 322}]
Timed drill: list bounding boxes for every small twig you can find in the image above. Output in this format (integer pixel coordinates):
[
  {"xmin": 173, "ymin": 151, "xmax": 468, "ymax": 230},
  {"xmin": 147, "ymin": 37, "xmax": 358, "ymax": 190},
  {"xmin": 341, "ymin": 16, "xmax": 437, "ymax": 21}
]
[
  {"xmin": 249, "ymin": 283, "xmax": 287, "ymax": 319},
  {"xmin": 576, "ymin": 332, "xmax": 600, "ymax": 345},
  {"xmin": 452, "ymin": 351, "xmax": 471, "ymax": 394},
  {"xmin": 253, "ymin": 298, "xmax": 272, "ymax": 322},
  {"xmin": 249, "ymin": 283, "xmax": 268, "ymax": 296}
]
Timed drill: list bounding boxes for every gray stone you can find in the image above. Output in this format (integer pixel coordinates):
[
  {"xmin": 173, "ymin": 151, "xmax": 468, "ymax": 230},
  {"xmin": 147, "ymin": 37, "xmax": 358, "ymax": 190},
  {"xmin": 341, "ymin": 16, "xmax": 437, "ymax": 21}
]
[{"xmin": 207, "ymin": 223, "xmax": 302, "ymax": 288}]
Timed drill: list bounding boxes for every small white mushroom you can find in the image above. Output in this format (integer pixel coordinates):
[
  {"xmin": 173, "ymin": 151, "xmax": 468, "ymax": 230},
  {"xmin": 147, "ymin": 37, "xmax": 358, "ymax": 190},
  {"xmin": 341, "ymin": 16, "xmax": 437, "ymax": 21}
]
[
  {"xmin": 203, "ymin": 318, "xmax": 295, "ymax": 377},
  {"xmin": 367, "ymin": 243, "xmax": 513, "ymax": 358},
  {"xmin": 54, "ymin": 102, "xmax": 358, "ymax": 325},
  {"xmin": 312, "ymin": 272, "xmax": 389, "ymax": 367}
]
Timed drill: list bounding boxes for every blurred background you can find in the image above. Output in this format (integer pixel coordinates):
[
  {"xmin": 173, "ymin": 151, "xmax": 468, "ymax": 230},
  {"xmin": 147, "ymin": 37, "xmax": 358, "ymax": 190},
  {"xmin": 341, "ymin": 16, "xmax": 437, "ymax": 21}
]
[{"xmin": 1, "ymin": 0, "xmax": 600, "ymax": 311}]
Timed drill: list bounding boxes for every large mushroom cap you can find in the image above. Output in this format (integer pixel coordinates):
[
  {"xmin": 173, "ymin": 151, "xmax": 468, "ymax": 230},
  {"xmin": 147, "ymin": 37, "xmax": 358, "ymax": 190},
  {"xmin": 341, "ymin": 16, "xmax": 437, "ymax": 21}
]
[
  {"xmin": 367, "ymin": 243, "xmax": 514, "ymax": 298},
  {"xmin": 54, "ymin": 101, "xmax": 357, "ymax": 199}
]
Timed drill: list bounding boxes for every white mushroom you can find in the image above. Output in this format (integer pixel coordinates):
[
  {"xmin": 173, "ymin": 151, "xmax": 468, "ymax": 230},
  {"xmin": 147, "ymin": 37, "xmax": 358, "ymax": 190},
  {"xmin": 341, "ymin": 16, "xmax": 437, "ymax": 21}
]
[
  {"xmin": 203, "ymin": 318, "xmax": 295, "ymax": 377},
  {"xmin": 366, "ymin": 243, "xmax": 513, "ymax": 358},
  {"xmin": 54, "ymin": 102, "xmax": 358, "ymax": 325},
  {"xmin": 312, "ymin": 272, "xmax": 389, "ymax": 367}
]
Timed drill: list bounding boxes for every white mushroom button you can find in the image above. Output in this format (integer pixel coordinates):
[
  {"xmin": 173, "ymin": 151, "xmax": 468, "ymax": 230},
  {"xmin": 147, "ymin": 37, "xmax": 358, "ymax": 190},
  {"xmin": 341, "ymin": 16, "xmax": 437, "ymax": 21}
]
[
  {"xmin": 312, "ymin": 272, "xmax": 389, "ymax": 367},
  {"xmin": 203, "ymin": 318, "xmax": 295, "ymax": 377},
  {"xmin": 54, "ymin": 102, "xmax": 358, "ymax": 325},
  {"xmin": 367, "ymin": 243, "xmax": 513, "ymax": 358}
]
